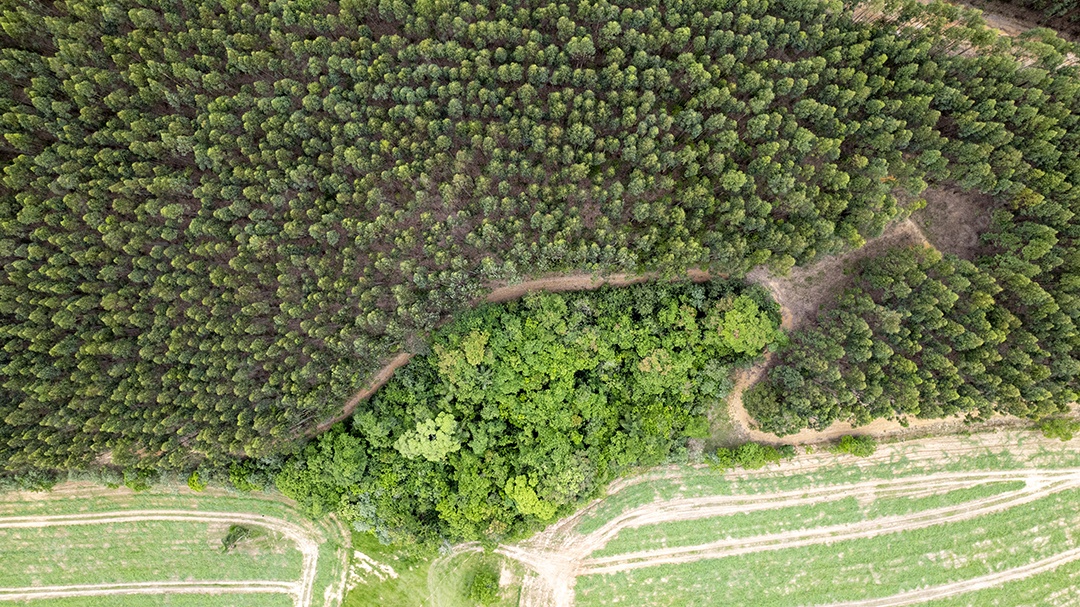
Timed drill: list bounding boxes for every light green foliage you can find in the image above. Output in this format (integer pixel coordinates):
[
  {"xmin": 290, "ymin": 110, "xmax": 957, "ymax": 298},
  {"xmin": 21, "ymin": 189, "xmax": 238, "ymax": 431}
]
[
  {"xmin": 466, "ymin": 562, "xmax": 501, "ymax": 605},
  {"xmin": 712, "ymin": 442, "xmax": 788, "ymax": 471},
  {"xmin": 186, "ymin": 471, "xmax": 206, "ymax": 492},
  {"xmin": 717, "ymin": 296, "xmax": 781, "ymax": 356},
  {"xmin": 505, "ymin": 476, "xmax": 557, "ymax": 521},
  {"xmin": 279, "ymin": 280, "xmax": 780, "ymax": 544},
  {"xmin": 833, "ymin": 435, "xmax": 878, "ymax": 457},
  {"xmin": 1039, "ymin": 418, "xmax": 1080, "ymax": 442},
  {"xmin": 394, "ymin": 412, "xmax": 462, "ymax": 463}
]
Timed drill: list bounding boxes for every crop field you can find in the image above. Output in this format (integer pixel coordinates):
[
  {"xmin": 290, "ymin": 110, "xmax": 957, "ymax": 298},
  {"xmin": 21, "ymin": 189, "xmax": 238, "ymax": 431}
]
[
  {"xmin": 495, "ymin": 430, "xmax": 1080, "ymax": 607},
  {"xmin": 0, "ymin": 484, "xmax": 349, "ymax": 607}
]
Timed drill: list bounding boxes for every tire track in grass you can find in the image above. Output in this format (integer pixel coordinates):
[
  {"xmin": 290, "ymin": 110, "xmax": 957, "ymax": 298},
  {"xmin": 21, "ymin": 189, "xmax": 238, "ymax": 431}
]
[
  {"xmin": 499, "ymin": 467, "xmax": 1080, "ymax": 607},
  {"xmin": 815, "ymin": 546, "xmax": 1080, "ymax": 606},
  {"xmin": 0, "ymin": 510, "xmax": 322, "ymax": 607},
  {"xmin": 0, "ymin": 581, "xmax": 296, "ymax": 602}
]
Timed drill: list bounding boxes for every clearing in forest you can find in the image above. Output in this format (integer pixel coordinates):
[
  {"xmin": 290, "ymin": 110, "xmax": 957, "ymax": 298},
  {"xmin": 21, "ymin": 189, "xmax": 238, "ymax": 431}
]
[
  {"xmin": 0, "ymin": 484, "xmax": 349, "ymax": 607},
  {"xmin": 496, "ymin": 430, "xmax": 1080, "ymax": 607}
]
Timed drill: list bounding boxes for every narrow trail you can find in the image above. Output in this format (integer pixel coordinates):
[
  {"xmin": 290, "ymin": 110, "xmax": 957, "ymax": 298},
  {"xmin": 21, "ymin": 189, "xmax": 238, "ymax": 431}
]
[{"xmin": 0, "ymin": 509, "xmax": 323, "ymax": 607}]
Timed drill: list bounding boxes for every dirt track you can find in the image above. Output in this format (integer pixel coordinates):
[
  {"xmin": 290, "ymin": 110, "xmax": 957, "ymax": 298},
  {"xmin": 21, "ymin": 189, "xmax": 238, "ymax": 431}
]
[
  {"xmin": 497, "ymin": 432, "xmax": 1080, "ymax": 607},
  {"xmin": 0, "ymin": 509, "xmax": 325, "ymax": 607}
]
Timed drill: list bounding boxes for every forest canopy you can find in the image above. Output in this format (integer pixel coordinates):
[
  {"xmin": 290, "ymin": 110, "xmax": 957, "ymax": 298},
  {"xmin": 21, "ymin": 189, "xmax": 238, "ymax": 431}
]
[
  {"xmin": 2, "ymin": 0, "xmax": 1080, "ymax": 472},
  {"xmin": 275, "ymin": 279, "xmax": 780, "ymax": 544}
]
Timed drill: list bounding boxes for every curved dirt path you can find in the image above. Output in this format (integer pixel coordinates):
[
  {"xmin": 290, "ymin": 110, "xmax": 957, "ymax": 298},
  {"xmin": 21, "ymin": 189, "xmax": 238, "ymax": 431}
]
[
  {"xmin": 581, "ymin": 473, "xmax": 1078, "ymax": 574},
  {"xmin": 0, "ymin": 509, "xmax": 323, "ymax": 607}
]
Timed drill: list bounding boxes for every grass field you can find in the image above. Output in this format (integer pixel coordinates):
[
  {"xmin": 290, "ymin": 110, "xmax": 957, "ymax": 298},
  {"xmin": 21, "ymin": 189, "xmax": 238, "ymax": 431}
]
[
  {"xmin": 590, "ymin": 480, "xmax": 1025, "ymax": 558},
  {"xmin": 342, "ymin": 532, "xmax": 524, "ymax": 607},
  {"xmin": 10, "ymin": 596, "xmax": 296, "ymax": 607},
  {"xmin": 488, "ymin": 430, "xmax": 1080, "ymax": 607},
  {"xmin": 0, "ymin": 483, "xmax": 349, "ymax": 607}
]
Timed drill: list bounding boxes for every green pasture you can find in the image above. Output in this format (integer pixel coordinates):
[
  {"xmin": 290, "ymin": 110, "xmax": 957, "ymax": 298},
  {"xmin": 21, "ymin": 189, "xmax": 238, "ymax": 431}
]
[
  {"xmin": 591, "ymin": 480, "xmax": 1025, "ymax": 557},
  {"xmin": 0, "ymin": 520, "xmax": 301, "ymax": 587},
  {"xmin": 0, "ymin": 484, "xmax": 349, "ymax": 607},
  {"xmin": 576, "ymin": 431, "xmax": 1080, "ymax": 535},
  {"xmin": 8, "ymin": 595, "xmax": 295, "ymax": 607},
  {"xmin": 576, "ymin": 486, "xmax": 1080, "ymax": 606},
  {"xmin": 343, "ymin": 533, "xmax": 523, "ymax": 607}
]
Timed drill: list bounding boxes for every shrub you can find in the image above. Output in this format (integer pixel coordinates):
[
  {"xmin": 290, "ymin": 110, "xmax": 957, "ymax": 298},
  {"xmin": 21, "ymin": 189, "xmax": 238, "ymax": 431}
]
[
  {"xmin": 1039, "ymin": 418, "xmax": 1080, "ymax": 442},
  {"xmin": 833, "ymin": 435, "xmax": 878, "ymax": 457},
  {"xmin": 220, "ymin": 525, "xmax": 252, "ymax": 553},
  {"xmin": 466, "ymin": 562, "xmax": 500, "ymax": 605},
  {"xmin": 187, "ymin": 470, "xmax": 206, "ymax": 492}
]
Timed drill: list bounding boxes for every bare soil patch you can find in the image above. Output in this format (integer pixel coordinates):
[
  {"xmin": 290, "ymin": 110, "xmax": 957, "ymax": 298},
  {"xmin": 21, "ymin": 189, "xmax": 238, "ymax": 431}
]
[
  {"xmin": 912, "ymin": 186, "xmax": 994, "ymax": 261},
  {"xmin": 746, "ymin": 219, "xmax": 930, "ymax": 332}
]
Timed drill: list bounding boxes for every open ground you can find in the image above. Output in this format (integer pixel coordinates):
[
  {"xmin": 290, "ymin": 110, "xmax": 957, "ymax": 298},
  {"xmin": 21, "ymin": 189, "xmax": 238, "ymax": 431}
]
[{"xmin": 0, "ymin": 484, "xmax": 349, "ymax": 607}]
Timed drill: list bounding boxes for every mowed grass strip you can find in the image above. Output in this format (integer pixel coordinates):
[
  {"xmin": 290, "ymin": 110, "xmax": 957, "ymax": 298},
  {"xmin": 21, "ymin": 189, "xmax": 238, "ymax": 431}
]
[
  {"xmin": 575, "ymin": 488, "xmax": 1080, "ymax": 607},
  {"xmin": 7, "ymin": 594, "xmax": 296, "ymax": 607},
  {"xmin": 575, "ymin": 433, "xmax": 1080, "ymax": 535},
  {"xmin": 0, "ymin": 486, "xmax": 302, "ymax": 520},
  {"xmin": 591, "ymin": 481, "xmax": 1024, "ymax": 558},
  {"xmin": 919, "ymin": 553, "xmax": 1080, "ymax": 607},
  {"xmin": 0, "ymin": 520, "xmax": 302, "ymax": 587}
]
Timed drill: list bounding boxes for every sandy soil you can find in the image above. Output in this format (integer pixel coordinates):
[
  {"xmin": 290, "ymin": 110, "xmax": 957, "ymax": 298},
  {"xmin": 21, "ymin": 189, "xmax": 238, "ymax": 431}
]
[
  {"xmin": 746, "ymin": 219, "xmax": 930, "ymax": 332},
  {"xmin": 0, "ymin": 508, "xmax": 326, "ymax": 607},
  {"xmin": 498, "ymin": 431, "xmax": 1080, "ymax": 607}
]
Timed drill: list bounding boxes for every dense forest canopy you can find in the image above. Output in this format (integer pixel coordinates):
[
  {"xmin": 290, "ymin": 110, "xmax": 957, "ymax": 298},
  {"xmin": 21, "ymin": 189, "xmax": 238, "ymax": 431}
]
[
  {"xmin": 277, "ymin": 280, "xmax": 781, "ymax": 544},
  {"xmin": 1, "ymin": 0, "xmax": 1080, "ymax": 473}
]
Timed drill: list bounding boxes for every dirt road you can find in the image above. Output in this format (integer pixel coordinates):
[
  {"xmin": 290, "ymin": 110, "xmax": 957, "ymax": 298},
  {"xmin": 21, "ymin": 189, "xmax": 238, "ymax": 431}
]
[{"xmin": 0, "ymin": 509, "xmax": 324, "ymax": 607}]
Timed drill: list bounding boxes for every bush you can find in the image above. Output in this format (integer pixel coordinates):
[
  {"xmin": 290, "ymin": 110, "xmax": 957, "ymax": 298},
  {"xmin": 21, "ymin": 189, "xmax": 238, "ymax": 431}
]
[
  {"xmin": 734, "ymin": 442, "xmax": 783, "ymax": 469},
  {"xmin": 187, "ymin": 470, "xmax": 206, "ymax": 492},
  {"xmin": 1039, "ymin": 418, "xmax": 1080, "ymax": 442},
  {"xmin": 220, "ymin": 525, "xmax": 252, "ymax": 553},
  {"xmin": 466, "ymin": 563, "xmax": 500, "ymax": 605},
  {"xmin": 833, "ymin": 435, "xmax": 878, "ymax": 457}
]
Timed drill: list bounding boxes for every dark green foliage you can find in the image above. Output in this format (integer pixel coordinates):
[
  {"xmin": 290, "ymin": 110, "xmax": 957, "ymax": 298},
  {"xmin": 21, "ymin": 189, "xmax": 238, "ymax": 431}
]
[
  {"xmin": 747, "ymin": 244, "xmax": 1077, "ymax": 434},
  {"xmin": 1039, "ymin": 418, "xmax": 1080, "ymax": 441},
  {"xmin": 1, "ymin": 0, "xmax": 1080, "ymax": 474},
  {"xmin": 0, "ymin": 0, "xmax": 958, "ymax": 472},
  {"xmin": 833, "ymin": 435, "xmax": 878, "ymax": 457},
  {"xmin": 220, "ymin": 525, "xmax": 252, "ymax": 553},
  {"xmin": 277, "ymin": 280, "xmax": 780, "ymax": 544},
  {"xmin": 466, "ymin": 562, "xmax": 500, "ymax": 605}
]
